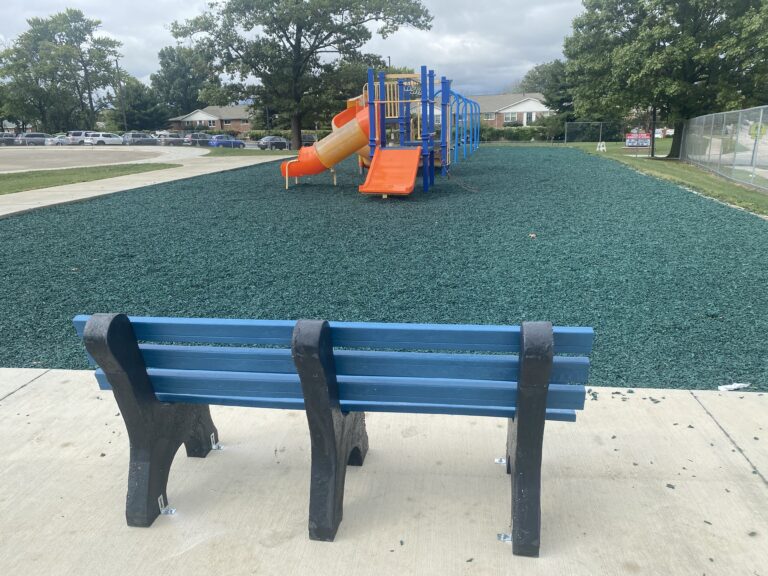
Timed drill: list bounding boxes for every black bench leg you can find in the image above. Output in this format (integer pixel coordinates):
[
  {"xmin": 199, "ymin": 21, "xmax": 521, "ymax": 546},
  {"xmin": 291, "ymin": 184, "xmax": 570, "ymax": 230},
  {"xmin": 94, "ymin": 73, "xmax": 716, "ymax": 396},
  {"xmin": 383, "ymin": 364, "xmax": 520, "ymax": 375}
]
[
  {"xmin": 292, "ymin": 319, "xmax": 369, "ymax": 542},
  {"xmin": 83, "ymin": 313, "xmax": 219, "ymax": 527},
  {"xmin": 505, "ymin": 321, "xmax": 554, "ymax": 557}
]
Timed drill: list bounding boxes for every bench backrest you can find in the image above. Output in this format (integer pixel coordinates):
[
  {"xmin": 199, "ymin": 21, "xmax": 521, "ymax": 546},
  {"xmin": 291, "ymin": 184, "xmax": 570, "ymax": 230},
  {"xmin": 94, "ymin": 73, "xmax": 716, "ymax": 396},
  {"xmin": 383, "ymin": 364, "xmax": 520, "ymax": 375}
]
[{"xmin": 73, "ymin": 315, "xmax": 593, "ymax": 421}]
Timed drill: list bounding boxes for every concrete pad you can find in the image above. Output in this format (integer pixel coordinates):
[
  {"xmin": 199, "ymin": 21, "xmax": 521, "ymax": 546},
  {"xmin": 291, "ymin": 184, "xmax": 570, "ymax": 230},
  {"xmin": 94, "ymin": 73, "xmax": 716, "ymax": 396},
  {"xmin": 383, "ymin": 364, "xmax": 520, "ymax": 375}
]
[
  {"xmin": 0, "ymin": 155, "xmax": 282, "ymax": 219},
  {"xmin": 692, "ymin": 390, "xmax": 768, "ymax": 480},
  {"xmin": 0, "ymin": 368, "xmax": 48, "ymax": 399},
  {"xmin": 0, "ymin": 146, "xmax": 208, "ymax": 173},
  {"xmin": 0, "ymin": 147, "xmax": 161, "ymax": 172},
  {"xmin": 0, "ymin": 371, "xmax": 765, "ymax": 575}
]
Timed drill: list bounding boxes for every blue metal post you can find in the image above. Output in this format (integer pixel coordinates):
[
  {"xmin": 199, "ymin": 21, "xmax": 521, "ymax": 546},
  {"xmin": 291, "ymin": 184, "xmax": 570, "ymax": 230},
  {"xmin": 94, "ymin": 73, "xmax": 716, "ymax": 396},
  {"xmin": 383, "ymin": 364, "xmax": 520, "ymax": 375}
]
[
  {"xmin": 452, "ymin": 94, "xmax": 459, "ymax": 164},
  {"xmin": 428, "ymin": 69, "xmax": 435, "ymax": 187},
  {"xmin": 420, "ymin": 65, "xmax": 429, "ymax": 192},
  {"xmin": 378, "ymin": 72, "xmax": 387, "ymax": 148},
  {"xmin": 440, "ymin": 78, "xmax": 449, "ymax": 176},
  {"xmin": 475, "ymin": 102, "xmax": 480, "ymax": 150},
  {"xmin": 468, "ymin": 101, "xmax": 474, "ymax": 152},
  {"xmin": 367, "ymin": 68, "xmax": 376, "ymax": 162},
  {"xmin": 398, "ymin": 79, "xmax": 405, "ymax": 146},
  {"xmin": 462, "ymin": 98, "xmax": 468, "ymax": 159}
]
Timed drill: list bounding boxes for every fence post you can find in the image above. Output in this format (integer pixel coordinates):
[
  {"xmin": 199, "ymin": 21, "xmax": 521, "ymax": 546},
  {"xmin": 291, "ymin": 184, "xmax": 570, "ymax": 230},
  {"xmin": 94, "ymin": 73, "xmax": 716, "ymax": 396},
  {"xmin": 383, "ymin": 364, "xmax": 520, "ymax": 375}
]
[
  {"xmin": 707, "ymin": 113, "xmax": 715, "ymax": 166},
  {"xmin": 731, "ymin": 111, "xmax": 742, "ymax": 177},
  {"xmin": 750, "ymin": 108, "xmax": 762, "ymax": 181},
  {"xmin": 716, "ymin": 113, "xmax": 726, "ymax": 174}
]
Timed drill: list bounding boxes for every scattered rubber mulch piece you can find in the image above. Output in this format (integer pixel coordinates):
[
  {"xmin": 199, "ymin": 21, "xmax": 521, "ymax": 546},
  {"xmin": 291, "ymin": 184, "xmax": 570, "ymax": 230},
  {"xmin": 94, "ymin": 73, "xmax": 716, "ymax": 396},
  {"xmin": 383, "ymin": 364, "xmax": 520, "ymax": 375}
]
[{"xmin": 0, "ymin": 147, "xmax": 766, "ymax": 390}]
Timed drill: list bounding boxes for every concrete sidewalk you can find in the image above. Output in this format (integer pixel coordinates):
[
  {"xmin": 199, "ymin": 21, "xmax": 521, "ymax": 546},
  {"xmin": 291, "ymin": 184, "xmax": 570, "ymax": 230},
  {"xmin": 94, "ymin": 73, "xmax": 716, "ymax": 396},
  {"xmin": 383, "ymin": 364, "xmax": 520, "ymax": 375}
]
[
  {"xmin": 0, "ymin": 152, "xmax": 282, "ymax": 218},
  {"xmin": 0, "ymin": 368, "xmax": 765, "ymax": 575}
]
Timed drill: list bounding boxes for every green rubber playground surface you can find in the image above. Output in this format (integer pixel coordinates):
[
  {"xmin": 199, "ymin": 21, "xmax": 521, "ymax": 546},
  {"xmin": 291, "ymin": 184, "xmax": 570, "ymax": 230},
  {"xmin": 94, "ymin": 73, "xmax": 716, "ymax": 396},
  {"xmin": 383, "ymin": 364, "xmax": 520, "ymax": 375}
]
[{"xmin": 1, "ymin": 146, "xmax": 766, "ymax": 389}]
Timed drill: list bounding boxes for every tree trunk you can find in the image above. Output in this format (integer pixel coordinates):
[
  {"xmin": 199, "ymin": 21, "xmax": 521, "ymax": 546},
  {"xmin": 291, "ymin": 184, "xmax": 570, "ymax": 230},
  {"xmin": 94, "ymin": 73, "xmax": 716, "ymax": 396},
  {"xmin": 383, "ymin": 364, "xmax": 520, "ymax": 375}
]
[
  {"xmin": 291, "ymin": 113, "xmax": 302, "ymax": 151},
  {"xmin": 668, "ymin": 120, "xmax": 686, "ymax": 159}
]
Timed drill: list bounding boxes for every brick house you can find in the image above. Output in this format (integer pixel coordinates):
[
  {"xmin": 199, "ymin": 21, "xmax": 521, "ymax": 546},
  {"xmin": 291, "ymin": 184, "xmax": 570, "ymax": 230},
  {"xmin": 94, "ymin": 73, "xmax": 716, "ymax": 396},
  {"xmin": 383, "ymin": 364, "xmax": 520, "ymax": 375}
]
[
  {"xmin": 168, "ymin": 105, "xmax": 252, "ymax": 135},
  {"xmin": 470, "ymin": 93, "xmax": 553, "ymax": 127}
]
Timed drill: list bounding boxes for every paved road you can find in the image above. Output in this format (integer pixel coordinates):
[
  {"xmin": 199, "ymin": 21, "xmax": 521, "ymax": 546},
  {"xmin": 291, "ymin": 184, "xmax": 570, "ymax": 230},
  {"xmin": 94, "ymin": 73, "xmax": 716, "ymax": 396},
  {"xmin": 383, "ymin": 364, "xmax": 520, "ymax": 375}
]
[{"xmin": 0, "ymin": 146, "xmax": 209, "ymax": 173}]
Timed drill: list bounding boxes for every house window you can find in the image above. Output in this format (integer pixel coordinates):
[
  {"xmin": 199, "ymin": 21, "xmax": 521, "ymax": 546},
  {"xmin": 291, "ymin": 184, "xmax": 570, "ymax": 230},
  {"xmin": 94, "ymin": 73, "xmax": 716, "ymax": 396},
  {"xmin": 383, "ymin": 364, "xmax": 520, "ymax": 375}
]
[
  {"xmin": 208, "ymin": 120, "xmax": 216, "ymax": 127},
  {"xmin": 484, "ymin": 113, "xmax": 495, "ymax": 121},
  {"xmin": 504, "ymin": 112, "xmax": 515, "ymax": 123},
  {"xmin": 434, "ymin": 114, "xmax": 441, "ymax": 126},
  {"xmin": 184, "ymin": 121, "xmax": 192, "ymax": 127},
  {"xmin": 223, "ymin": 120, "xmax": 231, "ymax": 126},
  {"xmin": 241, "ymin": 119, "xmax": 250, "ymax": 125},
  {"xmin": 526, "ymin": 112, "xmax": 534, "ymax": 125}
]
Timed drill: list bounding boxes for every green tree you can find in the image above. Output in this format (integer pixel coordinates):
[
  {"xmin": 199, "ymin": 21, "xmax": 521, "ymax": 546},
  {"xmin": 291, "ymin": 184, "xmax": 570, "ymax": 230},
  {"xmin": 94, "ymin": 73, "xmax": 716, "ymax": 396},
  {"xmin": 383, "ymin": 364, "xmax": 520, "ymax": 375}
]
[
  {"xmin": 564, "ymin": 0, "xmax": 767, "ymax": 157},
  {"xmin": 172, "ymin": 0, "xmax": 432, "ymax": 149},
  {"xmin": 151, "ymin": 45, "xmax": 219, "ymax": 116},
  {"xmin": 0, "ymin": 9, "xmax": 120, "ymax": 132},
  {"xmin": 108, "ymin": 76, "xmax": 168, "ymax": 131}
]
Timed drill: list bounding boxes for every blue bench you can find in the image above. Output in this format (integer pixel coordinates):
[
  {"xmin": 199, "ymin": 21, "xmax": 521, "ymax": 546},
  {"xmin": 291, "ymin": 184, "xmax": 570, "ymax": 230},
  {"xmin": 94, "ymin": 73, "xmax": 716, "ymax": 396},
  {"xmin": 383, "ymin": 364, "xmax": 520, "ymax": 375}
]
[{"xmin": 73, "ymin": 313, "xmax": 593, "ymax": 557}]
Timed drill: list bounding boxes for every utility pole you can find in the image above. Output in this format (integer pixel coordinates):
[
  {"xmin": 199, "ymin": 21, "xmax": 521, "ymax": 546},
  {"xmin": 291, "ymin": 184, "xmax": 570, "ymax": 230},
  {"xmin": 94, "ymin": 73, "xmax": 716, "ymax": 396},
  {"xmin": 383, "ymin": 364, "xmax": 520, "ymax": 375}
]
[
  {"xmin": 650, "ymin": 106, "xmax": 657, "ymax": 158},
  {"xmin": 114, "ymin": 58, "xmax": 128, "ymax": 132}
]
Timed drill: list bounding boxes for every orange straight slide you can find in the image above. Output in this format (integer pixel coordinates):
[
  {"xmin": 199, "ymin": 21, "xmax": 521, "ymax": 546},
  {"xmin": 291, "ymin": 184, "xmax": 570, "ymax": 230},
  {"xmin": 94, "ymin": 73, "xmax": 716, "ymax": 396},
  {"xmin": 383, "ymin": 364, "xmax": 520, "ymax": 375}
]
[{"xmin": 358, "ymin": 148, "xmax": 422, "ymax": 196}]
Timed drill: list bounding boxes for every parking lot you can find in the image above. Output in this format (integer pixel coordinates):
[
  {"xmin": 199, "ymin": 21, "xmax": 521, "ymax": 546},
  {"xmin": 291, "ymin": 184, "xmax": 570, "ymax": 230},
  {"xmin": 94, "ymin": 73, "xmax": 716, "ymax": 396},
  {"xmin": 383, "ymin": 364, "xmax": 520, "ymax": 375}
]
[{"xmin": 0, "ymin": 146, "xmax": 209, "ymax": 173}]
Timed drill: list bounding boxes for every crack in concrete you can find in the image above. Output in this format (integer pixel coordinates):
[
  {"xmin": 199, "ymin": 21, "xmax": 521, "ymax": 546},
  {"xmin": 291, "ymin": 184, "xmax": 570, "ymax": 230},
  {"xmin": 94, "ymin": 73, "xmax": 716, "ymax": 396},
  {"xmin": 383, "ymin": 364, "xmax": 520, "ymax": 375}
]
[
  {"xmin": 690, "ymin": 391, "xmax": 768, "ymax": 489},
  {"xmin": 0, "ymin": 369, "xmax": 51, "ymax": 403}
]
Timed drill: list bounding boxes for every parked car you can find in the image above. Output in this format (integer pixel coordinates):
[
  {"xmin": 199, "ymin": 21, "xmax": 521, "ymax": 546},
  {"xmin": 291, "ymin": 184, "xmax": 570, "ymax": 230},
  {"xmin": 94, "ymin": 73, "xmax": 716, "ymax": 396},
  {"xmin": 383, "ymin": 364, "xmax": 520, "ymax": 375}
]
[
  {"xmin": 301, "ymin": 134, "xmax": 318, "ymax": 147},
  {"xmin": 84, "ymin": 132, "xmax": 123, "ymax": 145},
  {"xmin": 66, "ymin": 130, "xmax": 92, "ymax": 145},
  {"xmin": 45, "ymin": 135, "xmax": 70, "ymax": 146},
  {"xmin": 208, "ymin": 134, "xmax": 246, "ymax": 149},
  {"xmin": 122, "ymin": 132, "xmax": 158, "ymax": 145},
  {"xmin": 156, "ymin": 132, "xmax": 184, "ymax": 146},
  {"xmin": 183, "ymin": 132, "xmax": 212, "ymax": 146},
  {"xmin": 14, "ymin": 133, "xmax": 50, "ymax": 146},
  {"xmin": 256, "ymin": 135, "xmax": 291, "ymax": 150},
  {"xmin": 0, "ymin": 133, "xmax": 17, "ymax": 146}
]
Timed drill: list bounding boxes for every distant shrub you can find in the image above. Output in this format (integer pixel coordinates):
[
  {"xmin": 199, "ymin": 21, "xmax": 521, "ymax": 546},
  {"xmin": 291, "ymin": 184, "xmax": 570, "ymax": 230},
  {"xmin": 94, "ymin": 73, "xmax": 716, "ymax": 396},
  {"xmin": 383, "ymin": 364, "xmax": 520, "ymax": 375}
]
[{"xmin": 480, "ymin": 125, "xmax": 547, "ymax": 142}]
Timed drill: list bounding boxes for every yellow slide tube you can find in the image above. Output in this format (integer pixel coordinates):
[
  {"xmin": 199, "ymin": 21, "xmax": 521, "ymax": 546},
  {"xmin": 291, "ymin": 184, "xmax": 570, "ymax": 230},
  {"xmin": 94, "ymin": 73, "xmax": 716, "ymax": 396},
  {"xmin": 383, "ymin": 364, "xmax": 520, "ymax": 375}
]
[{"xmin": 280, "ymin": 107, "xmax": 370, "ymax": 178}]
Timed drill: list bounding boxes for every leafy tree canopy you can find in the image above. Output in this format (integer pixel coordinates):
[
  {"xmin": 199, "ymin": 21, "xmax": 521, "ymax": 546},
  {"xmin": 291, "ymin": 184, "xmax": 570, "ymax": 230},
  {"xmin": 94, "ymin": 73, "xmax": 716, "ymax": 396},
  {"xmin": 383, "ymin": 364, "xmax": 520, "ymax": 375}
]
[
  {"xmin": 0, "ymin": 9, "xmax": 120, "ymax": 132},
  {"xmin": 564, "ymin": 0, "xmax": 768, "ymax": 156},
  {"xmin": 107, "ymin": 76, "xmax": 168, "ymax": 132},
  {"xmin": 171, "ymin": 0, "xmax": 432, "ymax": 147},
  {"xmin": 151, "ymin": 45, "xmax": 221, "ymax": 117}
]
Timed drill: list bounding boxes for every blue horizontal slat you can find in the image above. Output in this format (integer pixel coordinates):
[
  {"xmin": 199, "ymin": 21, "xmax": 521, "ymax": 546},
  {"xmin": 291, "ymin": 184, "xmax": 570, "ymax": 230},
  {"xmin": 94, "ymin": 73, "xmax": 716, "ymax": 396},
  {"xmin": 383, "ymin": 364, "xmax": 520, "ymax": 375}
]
[
  {"xmin": 140, "ymin": 345, "xmax": 296, "ymax": 373},
  {"xmin": 93, "ymin": 371, "xmax": 579, "ymax": 420},
  {"xmin": 93, "ymin": 369, "xmax": 584, "ymax": 412},
  {"xmin": 73, "ymin": 315, "xmax": 594, "ymax": 354},
  {"xmin": 135, "ymin": 345, "xmax": 589, "ymax": 385},
  {"xmin": 335, "ymin": 350, "xmax": 589, "ymax": 384},
  {"xmin": 340, "ymin": 376, "xmax": 584, "ymax": 411}
]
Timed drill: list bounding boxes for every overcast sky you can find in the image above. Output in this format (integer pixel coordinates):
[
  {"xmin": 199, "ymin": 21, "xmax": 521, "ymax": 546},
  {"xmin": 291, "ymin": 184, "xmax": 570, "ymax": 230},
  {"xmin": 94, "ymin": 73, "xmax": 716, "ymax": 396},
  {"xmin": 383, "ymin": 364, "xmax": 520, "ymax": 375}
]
[{"xmin": 0, "ymin": 0, "xmax": 584, "ymax": 95}]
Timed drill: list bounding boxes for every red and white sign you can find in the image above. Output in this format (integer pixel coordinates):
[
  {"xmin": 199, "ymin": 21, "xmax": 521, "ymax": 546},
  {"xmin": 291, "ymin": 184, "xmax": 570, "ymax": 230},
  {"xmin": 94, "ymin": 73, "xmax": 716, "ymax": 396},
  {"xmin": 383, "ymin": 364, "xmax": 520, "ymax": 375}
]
[{"xmin": 626, "ymin": 132, "xmax": 651, "ymax": 147}]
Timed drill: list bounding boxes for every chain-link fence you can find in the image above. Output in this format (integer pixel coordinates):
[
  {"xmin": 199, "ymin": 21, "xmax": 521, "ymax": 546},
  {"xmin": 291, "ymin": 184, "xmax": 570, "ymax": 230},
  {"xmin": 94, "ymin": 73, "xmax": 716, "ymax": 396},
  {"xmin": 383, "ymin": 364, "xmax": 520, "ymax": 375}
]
[{"xmin": 682, "ymin": 106, "xmax": 768, "ymax": 192}]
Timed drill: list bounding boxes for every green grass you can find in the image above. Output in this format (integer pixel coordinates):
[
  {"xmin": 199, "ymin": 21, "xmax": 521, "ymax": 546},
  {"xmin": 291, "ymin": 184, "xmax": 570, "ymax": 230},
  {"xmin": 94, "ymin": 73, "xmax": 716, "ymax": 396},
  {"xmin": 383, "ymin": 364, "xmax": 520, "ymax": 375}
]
[
  {"xmin": 205, "ymin": 147, "xmax": 296, "ymax": 157},
  {"xmin": 0, "ymin": 164, "xmax": 181, "ymax": 195},
  {"xmin": 569, "ymin": 140, "xmax": 768, "ymax": 217},
  {"xmin": 1, "ymin": 146, "xmax": 766, "ymax": 390}
]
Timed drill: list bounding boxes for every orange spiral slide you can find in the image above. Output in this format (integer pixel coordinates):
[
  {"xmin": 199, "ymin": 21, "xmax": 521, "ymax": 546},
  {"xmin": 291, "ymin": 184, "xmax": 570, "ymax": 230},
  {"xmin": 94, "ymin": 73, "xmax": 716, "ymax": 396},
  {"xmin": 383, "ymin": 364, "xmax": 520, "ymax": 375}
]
[{"xmin": 280, "ymin": 106, "xmax": 370, "ymax": 178}]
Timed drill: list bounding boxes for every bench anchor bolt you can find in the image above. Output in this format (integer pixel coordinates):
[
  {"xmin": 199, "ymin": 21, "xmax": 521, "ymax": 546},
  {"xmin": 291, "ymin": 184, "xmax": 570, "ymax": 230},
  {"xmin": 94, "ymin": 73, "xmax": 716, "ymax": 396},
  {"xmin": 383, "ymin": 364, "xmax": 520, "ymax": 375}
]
[{"xmin": 157, "ymin": 495, "xmax": 176, "ymax": 516}]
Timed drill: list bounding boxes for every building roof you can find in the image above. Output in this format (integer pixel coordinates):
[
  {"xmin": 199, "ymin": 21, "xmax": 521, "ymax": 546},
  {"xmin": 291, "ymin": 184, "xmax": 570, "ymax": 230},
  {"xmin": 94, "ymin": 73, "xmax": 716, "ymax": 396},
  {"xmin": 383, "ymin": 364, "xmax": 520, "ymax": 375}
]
[
  {"xmin": 469, "ymin": 93, "xmax": 547, "ymax": 113},
  {"xmin": 169, "ymin": 105, "xmax": 252, "ymax": 122}
]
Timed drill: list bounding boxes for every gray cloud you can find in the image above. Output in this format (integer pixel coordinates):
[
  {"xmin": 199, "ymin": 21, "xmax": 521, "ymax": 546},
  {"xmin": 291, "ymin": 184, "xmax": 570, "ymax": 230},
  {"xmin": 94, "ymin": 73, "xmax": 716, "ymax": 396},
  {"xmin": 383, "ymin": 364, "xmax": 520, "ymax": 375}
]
[{"xmin": 1, "ymin": 0, "xmax": 582, "ymax": 92}]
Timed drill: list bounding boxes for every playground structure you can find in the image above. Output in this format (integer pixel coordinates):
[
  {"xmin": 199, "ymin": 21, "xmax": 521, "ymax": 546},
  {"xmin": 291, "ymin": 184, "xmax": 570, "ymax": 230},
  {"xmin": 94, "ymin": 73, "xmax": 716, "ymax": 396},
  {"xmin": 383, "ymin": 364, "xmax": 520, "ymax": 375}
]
[{"xmin": 280, "ymin": 66, "xmax": 480, "ymax": 197}]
